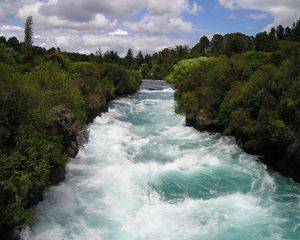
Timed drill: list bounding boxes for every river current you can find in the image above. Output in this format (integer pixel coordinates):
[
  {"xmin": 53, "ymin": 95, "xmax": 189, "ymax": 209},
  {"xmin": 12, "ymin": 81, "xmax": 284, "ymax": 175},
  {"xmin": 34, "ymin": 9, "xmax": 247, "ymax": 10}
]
[{"xmin": 23, "ymin": 80, "xmax": 300, "ymax": 240}]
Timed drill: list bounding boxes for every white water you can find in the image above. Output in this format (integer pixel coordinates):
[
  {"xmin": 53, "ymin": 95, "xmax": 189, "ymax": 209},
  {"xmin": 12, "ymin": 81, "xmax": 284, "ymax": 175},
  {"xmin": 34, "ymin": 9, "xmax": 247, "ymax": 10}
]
[{"xmin": 23, "ymin": 80, "xmax": 300, "ymax": 240}]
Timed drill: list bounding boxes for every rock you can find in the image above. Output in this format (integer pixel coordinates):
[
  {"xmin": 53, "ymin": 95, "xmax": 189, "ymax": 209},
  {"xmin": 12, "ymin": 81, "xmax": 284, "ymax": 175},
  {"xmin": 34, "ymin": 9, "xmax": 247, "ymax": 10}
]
[
  {"xmin": 186, "ymin": 109, "xmax": 224, "ymax": 132},
  {"xmin": 277, "ymin": 140, "xmax": 300, "ymax": 182},
  {"xmin": 53, "ymin": 105, "xmax": 88, "ymax": 158}
]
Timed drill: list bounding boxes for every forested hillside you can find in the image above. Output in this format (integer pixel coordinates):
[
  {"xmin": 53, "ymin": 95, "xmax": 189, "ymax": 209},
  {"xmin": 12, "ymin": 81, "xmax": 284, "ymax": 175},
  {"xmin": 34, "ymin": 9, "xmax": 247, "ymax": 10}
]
[
  {"xmin": 167, "ymin": 20, "xmax": 300, "ymax": 183},
  {"xmin": 0, "ymin": 18, "xmax": 141, "ymax": 239}
]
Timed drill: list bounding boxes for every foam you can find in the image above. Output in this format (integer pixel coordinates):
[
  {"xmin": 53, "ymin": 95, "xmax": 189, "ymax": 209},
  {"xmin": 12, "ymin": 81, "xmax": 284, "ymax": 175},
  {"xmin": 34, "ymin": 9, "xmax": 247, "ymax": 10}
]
[
  {"xmin": 139, "ymin": 87, "xmax": 175, "ymax": 93},
  {"xmin": 22, "ymin": 84, "xmax": 300, "ymax": 240}
]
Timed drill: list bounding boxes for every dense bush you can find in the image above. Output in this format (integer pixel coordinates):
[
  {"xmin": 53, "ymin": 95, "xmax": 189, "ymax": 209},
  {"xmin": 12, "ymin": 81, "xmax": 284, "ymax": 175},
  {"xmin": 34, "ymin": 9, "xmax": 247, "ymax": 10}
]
[
  {"xmin": 167, "ymin": 42, "xmax": 300, "ymax": 178},
  {"xmin": 0, "ymin": 45, "xmax": 142, "ymax": 238}
]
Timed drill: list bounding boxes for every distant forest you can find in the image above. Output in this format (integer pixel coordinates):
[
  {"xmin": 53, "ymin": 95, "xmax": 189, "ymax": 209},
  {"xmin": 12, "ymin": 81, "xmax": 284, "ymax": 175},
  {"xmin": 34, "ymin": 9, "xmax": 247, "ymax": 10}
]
[{"xmin": 2, "ymin": 20, "xmax": 299, "ymax": 80}]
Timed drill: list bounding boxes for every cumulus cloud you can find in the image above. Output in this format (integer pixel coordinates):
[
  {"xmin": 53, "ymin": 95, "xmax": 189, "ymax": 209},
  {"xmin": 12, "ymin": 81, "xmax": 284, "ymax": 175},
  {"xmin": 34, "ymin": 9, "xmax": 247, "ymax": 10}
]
[
  {"xmin": 108, "ymin": 29, "xmax": 129, "ymax": 36},
  {"xmin": 219, "ymin": 0, "xmax": 300, "ymax": 29},
  {"xmin": 0, "ymin": 0, "xmax": 201, "ymax": 54},
  {"xmin": 0, "ymin": 25, "xmax": 24, "ymax": 41},
  {"xmin": 124, "ymin": 0, "xmax": 201, "ymax": 35},
  {"xmin": 147, "ymin": 0, "xmax": 201, "ymax": 16},
  {"xmin": 39, "ymin": 0, "xmax": 144, "ymax": 20},
  {"xmin": 124, "ymin": 15, "xmax": 194, "ymax": 35},
  {"xmin": 82, "ymin": 33, "xmax": 188, "ymax": 55},
  {"xmin": 17, "ymin": 2, "xmax": 117, "ymax": 31}
]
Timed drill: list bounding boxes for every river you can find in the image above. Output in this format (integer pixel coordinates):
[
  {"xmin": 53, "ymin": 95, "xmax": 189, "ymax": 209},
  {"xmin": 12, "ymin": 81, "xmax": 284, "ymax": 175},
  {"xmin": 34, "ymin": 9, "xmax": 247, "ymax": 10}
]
[{"xmin": 23, "ymin": 80, "xmax": 300, "ymax": 240}]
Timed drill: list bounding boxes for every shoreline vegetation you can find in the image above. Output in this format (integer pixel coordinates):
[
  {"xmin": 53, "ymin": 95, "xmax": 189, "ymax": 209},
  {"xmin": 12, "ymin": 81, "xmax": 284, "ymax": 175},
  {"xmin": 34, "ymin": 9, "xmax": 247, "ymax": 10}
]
[
  {"xmin": 166, "ymin": 20, "xmax": 300, "ymax": 185},
  {"xmin": 0, "ymin": 17, "xmax": 142, "ymax": 239},
  {"xmin": 1, "ymin": 13, "xmax": 300, "ymax": 239}
]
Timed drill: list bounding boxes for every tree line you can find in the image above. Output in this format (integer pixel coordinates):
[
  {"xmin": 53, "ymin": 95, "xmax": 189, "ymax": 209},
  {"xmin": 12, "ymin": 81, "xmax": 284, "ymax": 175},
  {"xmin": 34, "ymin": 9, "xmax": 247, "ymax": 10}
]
[
  {"xmin": 132, "ymin": 20, "xmax": 300, "ymax": 80},
  {"xmin": 167, "ymin": 19, "xmax": 300, "ymax": 184},
  {"xmin": 0, "ymin": 16, "xmax": 142, "ymax": 239}
]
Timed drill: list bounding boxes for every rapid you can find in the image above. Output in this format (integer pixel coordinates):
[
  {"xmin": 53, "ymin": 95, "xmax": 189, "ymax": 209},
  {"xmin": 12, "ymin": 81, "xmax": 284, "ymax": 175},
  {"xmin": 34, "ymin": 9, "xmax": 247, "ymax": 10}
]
[{"xmin": 23, "ymin": 80, "xmax": 300, "ymax": 240}]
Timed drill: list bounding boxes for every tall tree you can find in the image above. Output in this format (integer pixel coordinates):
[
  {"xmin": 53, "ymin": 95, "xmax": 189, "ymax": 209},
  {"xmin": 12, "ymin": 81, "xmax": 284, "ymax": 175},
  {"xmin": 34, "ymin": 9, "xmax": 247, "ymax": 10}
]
[
  {"xmin": 136, "ymin": 50, "xmax": 144, "ymax": 66},
  {"xmin": 95, "ymin": 48, "xmax": 103, "ymax": 63},
  {"xmin": 192, "ymin": 36, "xmax": 210, "ymax": 53},
  {"xmin": 276, "ymin": 25, "xmax": 285, "ymax": 40},
  {"xmin": 124, "ymin": 48, "xmax": 135, "ymax": 69},
  {"xmin": 291, "ymin": 19, "xmax": 300, "ymax": 40},
  {"xmin": 211, "ymin": 34, "xmax": 224, "ymax": 53},
  {"xmin": 284, "ymin": 27, "xmax": 292, "ymax": 38},
  {"xmin": 24, "ymin": 16, "xmax": 33, "ymax": 58}
]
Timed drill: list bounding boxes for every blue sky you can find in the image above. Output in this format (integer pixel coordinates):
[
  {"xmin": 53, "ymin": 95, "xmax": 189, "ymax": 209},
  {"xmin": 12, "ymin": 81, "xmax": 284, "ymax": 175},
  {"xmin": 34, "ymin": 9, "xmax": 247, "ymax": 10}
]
[{"xmin": 0, "ymin": 0, "xmax": 299, "ymax": 55}]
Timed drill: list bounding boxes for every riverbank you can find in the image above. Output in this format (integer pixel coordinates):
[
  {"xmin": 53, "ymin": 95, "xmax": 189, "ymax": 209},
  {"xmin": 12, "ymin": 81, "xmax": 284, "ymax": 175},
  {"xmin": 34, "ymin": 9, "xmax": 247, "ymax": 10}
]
[
  {"xmin": 166, "ymin": 45, "xmax": 300, "ymax": 183},
  {"xmin": 185, "ymin": 114, "xmax": 300, "ymax": 183},
  {"xmin": 0, "ymin": 61, "xmax": 142, "ymax": 240}
]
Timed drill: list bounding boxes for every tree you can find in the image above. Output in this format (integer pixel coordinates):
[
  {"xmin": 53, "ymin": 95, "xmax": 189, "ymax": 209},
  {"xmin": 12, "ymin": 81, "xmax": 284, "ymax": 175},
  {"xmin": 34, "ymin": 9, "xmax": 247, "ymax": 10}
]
[
  {"xmin": 285, "ymin": 27, "xmax": 292, "ymax": 38},
  {"xmin": 7, "ymin": 37, "xmax": 20, "ymax": 52},
  {"xmin": 291, "ymin": 19, "xmax": 300, "ymax": 40},
  {"xmin": 211, "ymin": 34, "xmax": 224, "ymax": 53},
  {"xmin": 175, "ymin": 45, "xmax": 189, "ymax": 59},
  {"xmin": 136, "ymin": 50, "xmax": 144, "ymax": 66},
  {"xmin": 24, "ymin": 16, "xmax": 33, "ymax": 59},
  {"xmin": 269, "ymin": 27, "xmax": 276, "ymax": 39},
  {"xmin": 193, "ymin": 36, "xmax": 210, "ymax": 53},
  {"xmin": 255, "ymin": 32, "xmax": 273, "ymax": 51},
  {"xmin": 124, "ymin": 48, "xmax": 135, "ymax": 69},
  {"xmin": 0, "ymin": 36, "xmax": 6, "ymax": 44},
  {"xmin": 223, "ymin": 33, "xmax": 252, "ymax": 55},
  {"xmin": 103, "ymin": 50, "xmax": 119, "ymax": 64},
  {"xmin": 95, "ymin": 49, "xmax": 103, "ymax": 63},
  {"xmin": 200, "ymin": 36, "xmax": 210, "ymax": 51},
  {"xmin": 276, "ymin": 25, "xmax": 285, "ymax": 40}
]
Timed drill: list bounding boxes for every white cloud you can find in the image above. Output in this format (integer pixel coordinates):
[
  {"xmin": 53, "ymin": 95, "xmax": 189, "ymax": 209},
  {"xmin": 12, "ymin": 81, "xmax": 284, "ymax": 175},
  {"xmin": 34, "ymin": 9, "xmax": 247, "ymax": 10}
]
[
  {"xmin": 124, "ymin": 14, "xmax": 194, "ymax": 35},
  {"xmin": 1, "ymin": 25, "xmax": 23, "ymax": 31},
  {"xmin": 0, "ymin": 0, "xmax": 201, "ymax": 54},
  {"xmin": 108, "ymin": 29, "xmax": 129, "ymax": 36},
  {"xmin": 189, "ymin": 2, "xmax": 203, "ymax": 14},
  {"xmin": 146, "ymin": 0, "xmax": 201, "ymax": 16},
  {"xmin": 17, "ymin": 2, "xmax": 116, "ymax": 31},
  {"xmin": 40, "ymin": 0, "xmax": 145, "ymax": 20},
  {"xmin": 82, "ymin": 33, "xmax": 188, "ymax": 56},
  {"xmin": 219, "ymin": 0, "xmax": 300, "ymax": 29},
  {"xmin": 248, "ymin": 13, "xmax": 270, "ymax": 20},
  {"xmin": 124, "ymin": 0, "xmax": 200, "ymax": 35}
]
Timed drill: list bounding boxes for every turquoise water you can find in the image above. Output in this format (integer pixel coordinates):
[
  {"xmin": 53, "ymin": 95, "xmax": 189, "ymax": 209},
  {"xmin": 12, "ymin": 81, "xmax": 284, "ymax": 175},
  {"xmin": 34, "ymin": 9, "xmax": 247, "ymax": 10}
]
[{"xmin": 23, "ymin": 81, "xmax": 300, "ymax": 240}]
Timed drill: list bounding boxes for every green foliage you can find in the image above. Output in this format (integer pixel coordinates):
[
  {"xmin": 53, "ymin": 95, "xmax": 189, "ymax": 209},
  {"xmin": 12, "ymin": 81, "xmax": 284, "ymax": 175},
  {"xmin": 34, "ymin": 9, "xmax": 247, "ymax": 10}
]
[
  {"xmin": 0, "ymin": 44, "xmax": 20, "ymax": 64},
  {"xmin": 0, "ymin": 15, "xmax": 143, "ymax": 238},
  {"xmin": 192, "ymin": 35, "xmax": 210, "ymax": 53},
  {"xmin": 6, "ymin": 37, "xmax": 21, "ymax": 52},
  {"xmin": 255, "ymin": 32, "xmax": 276, "ymax": 51},
  {"xmin": 169, "ymin": 39, "xmax": 300, "ymax": 163},
  {"xmin": 0, "ymin": 58, "xmax": 141, "ymax": 237},
  {"xmin": 24, "ymin": 16, "xmax": 33, "ymax": 59},
  {"xmin": 211, "ymin": 34, "xmax": 224, "ymax": 54},
  {"xmin": 166, "ymin": 57, "xmax": 211, "ymax": 83},
  {"xmin": 223, "ymin": 33, "xmax": 252, "ymax": 55}
]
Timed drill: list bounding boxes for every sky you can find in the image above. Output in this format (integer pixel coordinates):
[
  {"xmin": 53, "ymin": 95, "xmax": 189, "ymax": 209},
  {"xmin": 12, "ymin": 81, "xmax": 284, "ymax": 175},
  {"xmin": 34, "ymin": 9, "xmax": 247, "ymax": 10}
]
[{"xmin": 0, "ymin": 0, "xmax": 299, "ymax": 56}]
